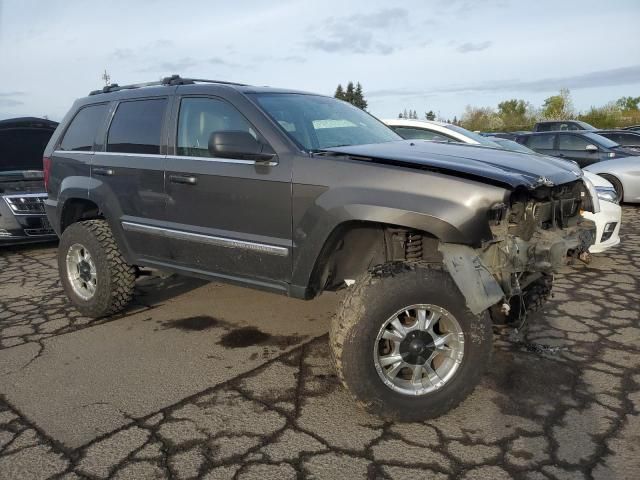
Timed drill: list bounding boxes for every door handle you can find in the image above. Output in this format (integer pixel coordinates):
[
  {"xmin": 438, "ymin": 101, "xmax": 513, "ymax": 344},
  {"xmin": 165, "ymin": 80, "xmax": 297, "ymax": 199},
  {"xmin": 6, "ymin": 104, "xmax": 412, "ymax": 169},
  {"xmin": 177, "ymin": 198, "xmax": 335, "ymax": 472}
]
[
  {"xmin": 93, "ymin": 167, "xmax": 114, "ymax": 176},
  {"xmin": 169, "ymin": 174, "xmax": 198, "ymax": 185}
]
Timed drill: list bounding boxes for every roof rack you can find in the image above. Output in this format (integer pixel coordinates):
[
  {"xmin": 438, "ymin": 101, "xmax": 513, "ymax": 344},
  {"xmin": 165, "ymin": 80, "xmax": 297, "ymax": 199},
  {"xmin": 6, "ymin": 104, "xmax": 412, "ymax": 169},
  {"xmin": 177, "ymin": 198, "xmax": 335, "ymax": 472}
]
[{"xmin": 88, "ymin": 74, "xmax": 247, "ymax": 96}]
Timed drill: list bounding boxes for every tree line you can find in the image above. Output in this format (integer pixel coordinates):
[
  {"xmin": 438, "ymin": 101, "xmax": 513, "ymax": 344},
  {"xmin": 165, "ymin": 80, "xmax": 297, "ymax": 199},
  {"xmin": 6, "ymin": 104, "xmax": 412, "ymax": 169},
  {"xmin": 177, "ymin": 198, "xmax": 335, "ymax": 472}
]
[
  {"xmin": 333, "ymin": 82, "xmax": 639, "ymax": 131},
  {"xmin": 459, "ymin": 89, "xmax": 640, "ymax": 132},
  {"xmin": 334, "ymin": 82, "xmax": 368, "ymax": 110}
]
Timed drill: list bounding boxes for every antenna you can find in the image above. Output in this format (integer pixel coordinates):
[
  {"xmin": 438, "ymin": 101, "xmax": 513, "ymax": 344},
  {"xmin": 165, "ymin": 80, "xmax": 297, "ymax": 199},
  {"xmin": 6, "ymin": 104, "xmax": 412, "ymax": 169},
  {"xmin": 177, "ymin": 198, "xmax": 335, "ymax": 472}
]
[{"xmin": 101, "ymin": 70, "xmax": 111, "ymax": 86}]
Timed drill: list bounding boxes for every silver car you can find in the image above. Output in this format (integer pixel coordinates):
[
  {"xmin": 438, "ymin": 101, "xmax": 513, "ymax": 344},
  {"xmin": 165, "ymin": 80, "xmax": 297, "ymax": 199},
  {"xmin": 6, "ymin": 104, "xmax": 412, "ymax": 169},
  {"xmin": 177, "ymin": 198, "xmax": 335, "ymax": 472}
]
[{"xmin": 584, "ymin": 157, "xmax": 640, "ymax": 203}]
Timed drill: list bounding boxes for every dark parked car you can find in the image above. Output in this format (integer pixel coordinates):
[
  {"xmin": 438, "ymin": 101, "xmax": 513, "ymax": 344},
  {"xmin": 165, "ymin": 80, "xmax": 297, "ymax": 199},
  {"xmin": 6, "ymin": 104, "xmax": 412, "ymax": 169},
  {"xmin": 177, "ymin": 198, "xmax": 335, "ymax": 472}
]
[
  {"xmin": 45, "ymin": 75, "xmax": 596, "ymax": 421},
  {"xmin": 533, "ymin": 120, "xmax": 596, "ymax": 132},
  {"xmin": 0, "ymin": 117, "xmax": 58, "ymax": 245},
  {"xmin": 482, "ymin": 131, "xmax": 529, "ymax": 140},
  {"xmin": 622, "ymin": 125, "xmax": 640, "ymax": 132},
  {"xmin": 516, "ymin": 131, "xmax": 639, "ymax": 167},
  {"xmin": 596, "ymin": 130, "xmax": 640, "ymax": 152}
]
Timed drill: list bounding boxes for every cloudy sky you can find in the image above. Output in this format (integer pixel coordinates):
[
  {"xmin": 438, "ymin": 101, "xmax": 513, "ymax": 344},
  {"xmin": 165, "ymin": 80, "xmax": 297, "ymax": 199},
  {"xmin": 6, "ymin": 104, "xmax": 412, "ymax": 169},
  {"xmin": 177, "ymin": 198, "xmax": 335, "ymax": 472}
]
[{"xmin": 1, "ymin": 0, "xmax": 639, "ymax": 122}]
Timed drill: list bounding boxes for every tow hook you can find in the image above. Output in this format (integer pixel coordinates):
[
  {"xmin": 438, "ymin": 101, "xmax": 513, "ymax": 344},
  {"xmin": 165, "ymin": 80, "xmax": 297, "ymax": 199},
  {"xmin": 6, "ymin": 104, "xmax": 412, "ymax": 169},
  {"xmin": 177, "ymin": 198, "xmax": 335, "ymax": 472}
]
[{"xmin": 578, "ymin": 251, "xmax": 592, "ymax": 264}]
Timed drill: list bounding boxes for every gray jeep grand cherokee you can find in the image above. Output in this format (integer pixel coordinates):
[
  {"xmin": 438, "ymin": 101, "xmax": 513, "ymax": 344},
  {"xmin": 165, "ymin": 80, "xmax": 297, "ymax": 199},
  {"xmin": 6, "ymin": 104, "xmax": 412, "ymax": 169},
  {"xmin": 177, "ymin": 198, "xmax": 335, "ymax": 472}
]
[{"xmin": 44, "ymin": 76, "xmax": 596, "ymax": 421}]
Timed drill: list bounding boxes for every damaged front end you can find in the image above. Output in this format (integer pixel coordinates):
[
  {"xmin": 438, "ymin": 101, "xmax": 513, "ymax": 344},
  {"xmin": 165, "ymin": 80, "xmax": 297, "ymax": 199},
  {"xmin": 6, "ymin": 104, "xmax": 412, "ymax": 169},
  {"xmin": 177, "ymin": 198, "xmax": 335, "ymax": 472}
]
[{"xmin": 440, "ymin": 179, "xmax": 596, "ymax": 323}]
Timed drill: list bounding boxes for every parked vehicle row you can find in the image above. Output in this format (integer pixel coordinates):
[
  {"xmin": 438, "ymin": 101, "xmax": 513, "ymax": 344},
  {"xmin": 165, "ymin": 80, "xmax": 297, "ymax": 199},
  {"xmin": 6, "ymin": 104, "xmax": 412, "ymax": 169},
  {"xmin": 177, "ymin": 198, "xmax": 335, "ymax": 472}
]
[
  {"xmin": 515, "ymin": 131, "xmax": 640, "ymax": 203},
  {"xmin": 0, "ymin": 117, "xmax": 58, "ymax": 245},
  {"xmin": 43, "ymin": 75, "xmax": 598, "ymax": 421},
  {"xmin": 385, "ymin": 120, "xmax": 622, "ymax": 254}
]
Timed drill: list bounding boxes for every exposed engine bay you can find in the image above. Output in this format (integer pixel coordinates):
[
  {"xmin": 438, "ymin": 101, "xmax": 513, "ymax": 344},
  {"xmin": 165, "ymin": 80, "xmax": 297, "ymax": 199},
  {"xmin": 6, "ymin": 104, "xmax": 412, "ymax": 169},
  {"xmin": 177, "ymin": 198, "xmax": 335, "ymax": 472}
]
[{"xmin": 461, "ymin": 179, "xmax": 595, "ymax": 322}]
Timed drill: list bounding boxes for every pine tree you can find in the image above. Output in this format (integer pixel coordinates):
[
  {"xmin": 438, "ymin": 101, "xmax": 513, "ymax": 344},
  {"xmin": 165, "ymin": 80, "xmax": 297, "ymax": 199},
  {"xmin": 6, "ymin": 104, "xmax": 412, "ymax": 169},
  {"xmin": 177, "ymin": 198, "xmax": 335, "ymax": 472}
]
[
  {"xmin": 353, "ymin": 82, "xmax": 368, "ymax": 110},
  {"xmin": 398, "ymin": 112, "xmax": 403, "ymax": 119},
  {"xmin": 412, "ymin": 110, "xmax": 418, "ymax": 119},
  {"xmin": 425, "ymin": 110, "xmax": 436, "ymax": 121},
  {"xmin": 345, "ymin": 82, "xmax": 355, "ymax": 104},
  {"xmin": 453, "ymin": 116, "xmax": 458, "ymax": 125},
  {"xmin": 334, "ymin": 84, "xmax": 345, "ymax": 100},
  {"xmin": 403, "ymin": 108, "xmax": 408, "ymax": 119}
]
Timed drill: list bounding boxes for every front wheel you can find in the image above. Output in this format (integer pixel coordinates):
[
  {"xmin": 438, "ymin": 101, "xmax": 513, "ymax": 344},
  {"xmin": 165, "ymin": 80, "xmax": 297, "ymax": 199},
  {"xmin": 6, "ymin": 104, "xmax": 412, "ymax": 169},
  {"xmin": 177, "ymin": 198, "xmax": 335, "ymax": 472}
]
[
  {"xmin": 330, "ymin": 263, "xmax": 493, "ymax": 421},
  {"xmin": 599, "ymin": 174, "xmax": 624, "ymax": 203}
]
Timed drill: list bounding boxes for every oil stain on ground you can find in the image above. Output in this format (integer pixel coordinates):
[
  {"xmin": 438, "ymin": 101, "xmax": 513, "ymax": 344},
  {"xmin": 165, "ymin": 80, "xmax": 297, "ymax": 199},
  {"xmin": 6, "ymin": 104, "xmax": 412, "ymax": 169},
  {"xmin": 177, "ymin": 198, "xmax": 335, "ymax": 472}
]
[
  {"xmin": 218, "ymin": 326, "xmax": 305, "ymax": 350},
  {"xmin": 160, "ymin": 315, "xmax": 221, "ymax": 331}
]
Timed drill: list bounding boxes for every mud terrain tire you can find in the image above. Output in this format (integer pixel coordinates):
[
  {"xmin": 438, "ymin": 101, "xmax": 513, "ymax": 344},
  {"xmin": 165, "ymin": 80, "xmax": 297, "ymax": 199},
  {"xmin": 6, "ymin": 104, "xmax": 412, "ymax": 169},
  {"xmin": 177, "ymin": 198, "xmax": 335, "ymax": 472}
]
[
  {"xmin": 330, "ymin": 263, "xmax": 492, "ymax": 421},
  {"xmin": 58, "ymin": 220, "xmax": 135, "ymax": 318}
]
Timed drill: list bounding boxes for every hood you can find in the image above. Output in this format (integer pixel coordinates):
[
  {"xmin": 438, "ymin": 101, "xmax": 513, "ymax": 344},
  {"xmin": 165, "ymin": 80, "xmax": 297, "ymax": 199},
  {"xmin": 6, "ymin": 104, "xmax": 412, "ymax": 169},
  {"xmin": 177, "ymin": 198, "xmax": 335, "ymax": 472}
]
[
  {"xmin": 322, "ymin": 140, "xmax": 583, "ymax": 189},
  {"xmin": 0, "ymin": 117, "xmax": 57, "ymax": 174}
]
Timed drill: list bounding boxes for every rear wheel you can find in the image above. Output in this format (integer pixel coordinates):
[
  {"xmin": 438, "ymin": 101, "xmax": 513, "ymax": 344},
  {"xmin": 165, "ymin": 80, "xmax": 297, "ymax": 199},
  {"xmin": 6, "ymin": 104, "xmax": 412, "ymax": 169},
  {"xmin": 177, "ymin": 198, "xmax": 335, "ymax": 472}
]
[
  {"xmin": 330, "ymin": 263, "xmax": 493, "ymax": 421},
  {"xmin": 58, "ymin": 220, "xmax": 135, "ymax": 318},
  {"xmin": 599, "ymin": 174, "xmax": 624, "ymax": 203}
]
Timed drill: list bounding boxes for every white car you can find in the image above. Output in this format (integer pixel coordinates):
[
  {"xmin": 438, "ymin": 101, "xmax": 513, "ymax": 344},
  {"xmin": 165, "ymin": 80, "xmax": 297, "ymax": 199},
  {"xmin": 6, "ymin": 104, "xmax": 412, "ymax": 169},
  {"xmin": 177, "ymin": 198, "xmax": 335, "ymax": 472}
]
[
  {"xmin": 384, "ymin": 119, "xmax": 622, "ymax": 254},
  {"xmin": 384, "ymin": 118, "xmax": 502, "ymax": 147},
  {"xmin": 581, "ymin": 171, "xmax": 621, "ymax": 253}
]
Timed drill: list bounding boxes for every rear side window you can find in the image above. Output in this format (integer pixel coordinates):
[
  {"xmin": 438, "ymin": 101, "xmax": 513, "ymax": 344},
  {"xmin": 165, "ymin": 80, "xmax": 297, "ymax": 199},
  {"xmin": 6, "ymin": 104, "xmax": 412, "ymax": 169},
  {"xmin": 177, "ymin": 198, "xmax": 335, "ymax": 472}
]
[
  {"xmin": 107, "ymin": 98, "xmax": 167, "ymax": 154},
  {"xmin": 558, "ymin": 134, "xmax": 590, "ymax": 151},
  {"xmin": 607, "ymin": 133, "xmax": 640, "ymax": 146},
  {"xmin": 525, "ymin": 134, "xmax": 555, "ymax": 150},
  {"xmin": 536, "ymin": 123, "xmax": 554, "ymax": 132},
  {"xmin": 392, "ymin": 126, "xmax": 459, "ymax": 142},
  {"xmin": 59, "ymin": 104, "xmax": 108, "ymax": 151}
]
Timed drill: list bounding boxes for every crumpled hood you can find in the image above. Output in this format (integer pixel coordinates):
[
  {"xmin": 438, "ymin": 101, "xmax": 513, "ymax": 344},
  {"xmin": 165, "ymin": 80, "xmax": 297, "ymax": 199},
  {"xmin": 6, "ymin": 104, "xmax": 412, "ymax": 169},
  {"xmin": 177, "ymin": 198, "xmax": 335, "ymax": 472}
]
[{"xmin": 323, "ymin": 140, "xmax": 584, "ymax": 189}]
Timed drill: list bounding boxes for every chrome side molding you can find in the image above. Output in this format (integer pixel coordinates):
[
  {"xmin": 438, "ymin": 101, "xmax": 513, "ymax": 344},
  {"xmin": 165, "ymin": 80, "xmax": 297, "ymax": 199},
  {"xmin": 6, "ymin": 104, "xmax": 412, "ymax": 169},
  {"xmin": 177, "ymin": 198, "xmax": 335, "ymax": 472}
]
[{"xmin": 121, "ymin": 221, "xmax": 289, "ymax": 257}]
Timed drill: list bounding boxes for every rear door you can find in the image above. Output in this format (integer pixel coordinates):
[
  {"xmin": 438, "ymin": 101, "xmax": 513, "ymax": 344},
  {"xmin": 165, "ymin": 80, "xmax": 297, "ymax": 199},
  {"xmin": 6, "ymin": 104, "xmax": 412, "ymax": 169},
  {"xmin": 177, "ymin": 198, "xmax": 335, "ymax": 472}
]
[
  {"xmin": 163, "ymin": 94, "xmax": 292, "ymax": 290},
  {"xmin": 92, "ymin": 97, "xmax": 171, "ymax": 261},
  {"xmin": 557, "ymin": 133, "xmax": 599, "ymax": 167},
  {"xmin": 49, "ymin": 103, "xmax": 110, "ymax": 227}
]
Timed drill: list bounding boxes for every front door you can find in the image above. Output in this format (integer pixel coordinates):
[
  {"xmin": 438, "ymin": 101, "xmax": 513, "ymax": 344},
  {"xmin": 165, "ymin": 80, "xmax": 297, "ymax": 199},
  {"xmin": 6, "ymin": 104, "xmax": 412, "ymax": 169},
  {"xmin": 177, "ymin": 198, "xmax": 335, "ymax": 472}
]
[
  {"xmin": 163, "ymin": 95, "xmax": 292, "ymax": 291},
  {"xmin": 557, "ymin": 133, "xmax": 599, "ymax": 167},
  {"xmin": 92, "ymin": 97, "xmax": 170, "ymax": 261}
]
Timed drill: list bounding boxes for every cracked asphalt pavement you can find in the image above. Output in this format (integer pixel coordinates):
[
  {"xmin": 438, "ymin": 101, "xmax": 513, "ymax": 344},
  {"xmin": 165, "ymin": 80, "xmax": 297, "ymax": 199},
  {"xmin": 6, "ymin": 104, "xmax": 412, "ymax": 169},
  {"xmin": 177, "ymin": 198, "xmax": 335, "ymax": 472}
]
[{"xmin": 1, "ymin": 206, "xmax": 639, "ymax": 479}]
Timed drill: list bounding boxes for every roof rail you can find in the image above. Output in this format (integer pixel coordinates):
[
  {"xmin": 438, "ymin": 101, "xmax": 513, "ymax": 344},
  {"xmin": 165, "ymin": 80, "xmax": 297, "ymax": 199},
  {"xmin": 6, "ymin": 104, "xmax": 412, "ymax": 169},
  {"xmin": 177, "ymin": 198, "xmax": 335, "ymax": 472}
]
[{"xmin": 88, "ymin": 75, "xmax": 247, "ymax": 96}]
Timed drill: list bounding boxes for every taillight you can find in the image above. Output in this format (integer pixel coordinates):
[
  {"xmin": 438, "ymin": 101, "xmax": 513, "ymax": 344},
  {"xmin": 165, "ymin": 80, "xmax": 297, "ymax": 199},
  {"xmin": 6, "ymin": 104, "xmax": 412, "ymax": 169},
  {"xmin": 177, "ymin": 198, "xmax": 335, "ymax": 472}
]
[{"xmin": 43, "ymin": 156, "xmax": 51, "ymax": 191}]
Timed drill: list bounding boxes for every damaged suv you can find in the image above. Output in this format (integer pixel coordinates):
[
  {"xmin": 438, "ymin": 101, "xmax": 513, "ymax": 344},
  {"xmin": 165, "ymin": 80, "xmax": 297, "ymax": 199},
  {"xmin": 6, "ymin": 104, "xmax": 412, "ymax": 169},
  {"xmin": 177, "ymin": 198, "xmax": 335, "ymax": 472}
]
[{"xmin": 44, "ymin": 76, "xmax": 596, "ymax": 420}]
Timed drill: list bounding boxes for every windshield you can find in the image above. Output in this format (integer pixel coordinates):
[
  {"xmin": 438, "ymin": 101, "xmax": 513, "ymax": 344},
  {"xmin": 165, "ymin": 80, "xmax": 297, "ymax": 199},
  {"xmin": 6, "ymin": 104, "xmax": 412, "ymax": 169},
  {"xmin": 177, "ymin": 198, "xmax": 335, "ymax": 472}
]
[
  {"xmin": 576, "ymin": 121, "xmax": 596, "ymax": 130},
  {"xmin": 582, "ymin": 132, "xmax": 619, "ymax": 149},
  {"xmin": 443, "ymin": 124, "xmax": 501, "ymax": 147},
  {"xmin": 0, "ymin": 129, "xmax": 53, "ymax": 172},
  {"xmin": 491, "ymin": 138, "xmax": 536, "ymax": 154},
  {"xmin": 249, "ymin": 93, "xmax": 401, "ymax": 151}
]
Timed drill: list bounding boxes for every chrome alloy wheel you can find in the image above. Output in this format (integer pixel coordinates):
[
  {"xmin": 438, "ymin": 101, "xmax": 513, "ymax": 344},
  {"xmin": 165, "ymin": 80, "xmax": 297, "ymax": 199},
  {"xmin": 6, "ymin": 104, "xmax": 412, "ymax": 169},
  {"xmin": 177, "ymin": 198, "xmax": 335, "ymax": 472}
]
[
  {"xmin": 66, "ymin": 243, "xmax": 97, "ymax": 300},
  {"xmin": 374, "ymin": 304, "xmax": 465, "ymax": 396}
]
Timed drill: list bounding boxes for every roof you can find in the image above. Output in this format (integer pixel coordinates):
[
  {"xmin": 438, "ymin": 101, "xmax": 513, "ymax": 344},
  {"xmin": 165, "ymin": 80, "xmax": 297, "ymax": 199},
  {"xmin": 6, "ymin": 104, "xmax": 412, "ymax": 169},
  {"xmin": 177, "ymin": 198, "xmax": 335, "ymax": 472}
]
[
  {"xmin": 0, "ymin": 117, "xmax": 58, "ymax": 130},
  {"xmin": 382, "ymin": 119, "xmax": 483, "ymax": 145},
  {"xmin": 87, "ymin": 74, "xmax": 317, "ymax": 99},
  {"xmin": 384, "ymin": 118, "xmax": 448, "ymax": 128}
]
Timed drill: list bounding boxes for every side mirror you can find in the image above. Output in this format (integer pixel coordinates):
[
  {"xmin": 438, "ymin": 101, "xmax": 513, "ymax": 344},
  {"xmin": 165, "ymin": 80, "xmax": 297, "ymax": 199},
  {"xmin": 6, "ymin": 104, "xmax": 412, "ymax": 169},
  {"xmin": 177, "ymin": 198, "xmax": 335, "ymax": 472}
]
[
  {"xmin": 585, "ymin": 144, "xmax": 598, "ymax": 153},
  {"xmin": 208, "ymin": 131, "xmax": 275, "ymax": 162}
]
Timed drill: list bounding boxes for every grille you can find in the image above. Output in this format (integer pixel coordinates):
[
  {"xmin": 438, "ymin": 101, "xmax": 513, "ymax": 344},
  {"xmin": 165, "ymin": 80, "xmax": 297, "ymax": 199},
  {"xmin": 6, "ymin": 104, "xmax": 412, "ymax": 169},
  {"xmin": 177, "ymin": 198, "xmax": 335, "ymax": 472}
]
[
  {"xmin": 2, "ymin": 194, "xmax": 47, "ymax": 215},
  {"xmin": 24, "ymin": 217, "xmax": 54, "ymax": 236}
]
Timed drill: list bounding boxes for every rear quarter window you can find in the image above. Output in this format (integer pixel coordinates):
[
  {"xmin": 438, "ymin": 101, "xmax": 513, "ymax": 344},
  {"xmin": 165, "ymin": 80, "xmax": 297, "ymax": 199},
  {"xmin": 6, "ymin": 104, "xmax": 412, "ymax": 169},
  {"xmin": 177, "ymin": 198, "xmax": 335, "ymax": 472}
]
[{"xmin": 59, "ymin": 103, "xmax": 109, "ymax": 151}]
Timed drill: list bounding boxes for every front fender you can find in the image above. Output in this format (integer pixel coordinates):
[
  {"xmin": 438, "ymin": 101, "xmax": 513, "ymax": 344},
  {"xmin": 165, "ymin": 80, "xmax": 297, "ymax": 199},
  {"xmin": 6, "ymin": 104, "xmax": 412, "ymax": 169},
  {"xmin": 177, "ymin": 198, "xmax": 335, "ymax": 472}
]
[{"xmin": 290, "ymin": 176, "xmax": 508, "ymax": 289}]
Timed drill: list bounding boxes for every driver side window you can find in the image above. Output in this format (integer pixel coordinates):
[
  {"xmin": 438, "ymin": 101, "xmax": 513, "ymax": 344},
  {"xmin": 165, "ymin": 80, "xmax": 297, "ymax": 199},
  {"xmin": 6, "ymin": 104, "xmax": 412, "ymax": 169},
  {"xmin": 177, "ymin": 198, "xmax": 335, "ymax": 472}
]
[
  {"xmin": 558, "ymin": 134, "xmax": 591, "ymax": 151},
  {"xmin": 176, "ymin": 97, "xmax": 256, "ymax": 157}
]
